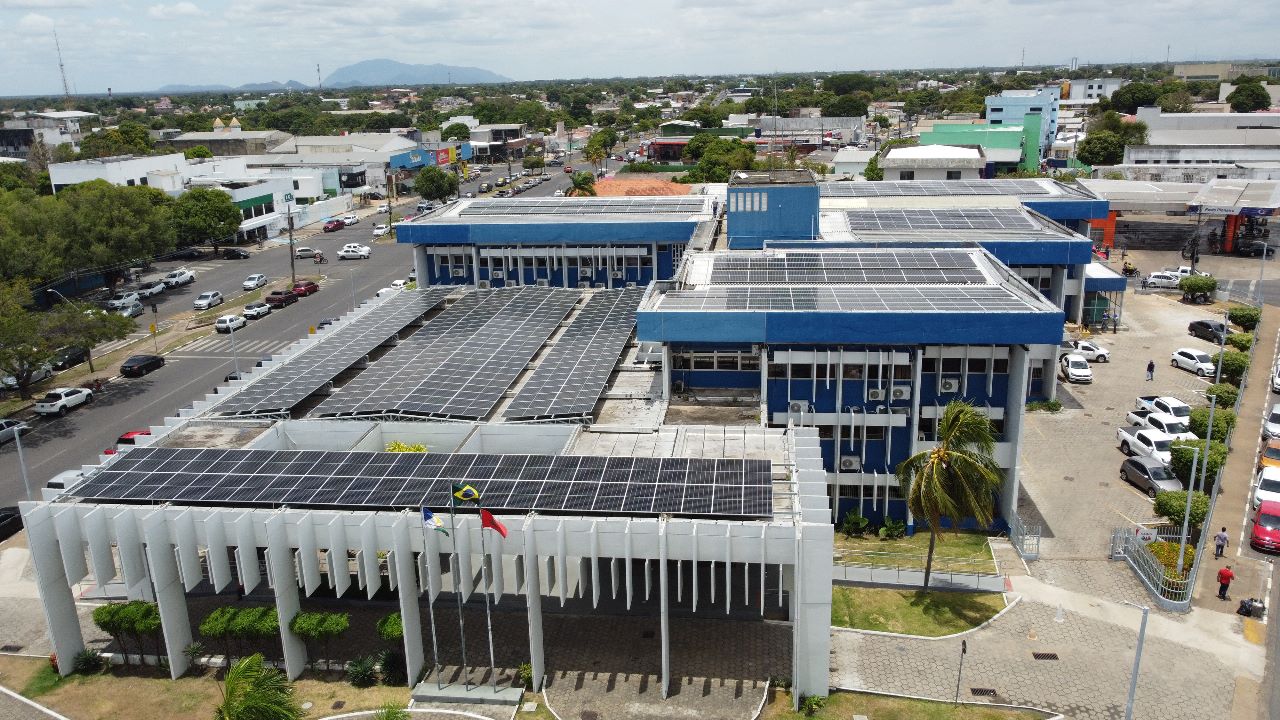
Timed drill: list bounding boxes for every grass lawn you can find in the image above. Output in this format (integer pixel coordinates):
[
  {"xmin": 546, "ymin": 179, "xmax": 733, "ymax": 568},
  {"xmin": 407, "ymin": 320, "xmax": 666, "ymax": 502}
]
[
  {"xmin": 0, "ymin": 655, "xmax": 410, "ymax": 720},
  {"xmin": 764, "ymin": 689, "xmax": 1047, "ymax": 720},
  {"xmin": 833, "ymin": 531, "xmax": 996, "ymax": 575},
  {"xmin": 516, "ymin": 692, "xmax": 557, "ymax": 720},
  {"xmin": 831, "ymin": 586, "xmax": 1007, "ymax": 637}
]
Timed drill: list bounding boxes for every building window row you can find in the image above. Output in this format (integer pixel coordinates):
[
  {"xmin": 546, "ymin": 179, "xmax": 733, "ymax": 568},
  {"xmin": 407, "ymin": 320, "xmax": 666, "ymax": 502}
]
[
  {"xmin": 673, "ymin": 351, "xmax": 760, "ymax": 372},
  {"xmin": 921, "ymin": 357, "xmax": 1009, "ymax": 375},
  {"xmin": 767, "ymin": 362, "xmax": 912, "ymax": 380},
  {"xmin": 830, "ymin": 483, "xmax": 904, "ymax": 499},
  {"xmin": 729, "ymin": 191, "xmax": 768, "ymax": 213},
  {"xmin": 815, "ymin": 424, "xmax": 886, "ymax": 441}
]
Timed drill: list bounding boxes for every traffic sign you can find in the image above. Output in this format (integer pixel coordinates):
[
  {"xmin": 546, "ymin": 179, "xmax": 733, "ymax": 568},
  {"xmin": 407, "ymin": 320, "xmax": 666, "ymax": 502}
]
[
  {"xmin": 149, "ymin": 323, "xmax": 156, "ymax": 334},
  {"xmin": 1136, "ymin": 527, "xmax": 1158, "ymax": 544}
]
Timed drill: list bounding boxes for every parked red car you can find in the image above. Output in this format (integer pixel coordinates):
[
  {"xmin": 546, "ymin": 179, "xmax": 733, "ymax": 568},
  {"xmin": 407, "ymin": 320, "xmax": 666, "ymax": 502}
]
[
  {"xmin": 564, "ymin": 166, "xmax": 573, "ymax": 173},
  {"xmin": 1251, "ymin": 500, "xmax": 1280, "ymax": 552},
  {"xmin": 105, "ymin": 429, "xmax": 151, "ymax": 455},
  {"xmin": 292, "ymin": 280, "xmax": 320, "ymax": 297},
  {"xmin": 322, "ymin": 219, "xmax": 345, "ymax": 232},
  {"xmin": 265, "ymin": 290, "xmax": 298, "ymax": 307}
]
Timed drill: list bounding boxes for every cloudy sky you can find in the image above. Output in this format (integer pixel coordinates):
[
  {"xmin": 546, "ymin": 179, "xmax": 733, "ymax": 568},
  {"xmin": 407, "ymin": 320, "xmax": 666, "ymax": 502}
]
[{"xmin": 1, "ymin": 0, "xmax": 1276, "ymax": 96}]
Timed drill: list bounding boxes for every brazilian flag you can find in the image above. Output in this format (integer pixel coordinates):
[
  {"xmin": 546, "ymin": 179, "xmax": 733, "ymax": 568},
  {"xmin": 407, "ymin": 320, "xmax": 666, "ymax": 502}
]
[{"xmin": 452, "ymin": 483, "xmax": 480, "ymax": 504}]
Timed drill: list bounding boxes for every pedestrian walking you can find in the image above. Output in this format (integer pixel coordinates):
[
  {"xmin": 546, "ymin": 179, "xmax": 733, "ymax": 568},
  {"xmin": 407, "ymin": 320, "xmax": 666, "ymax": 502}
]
[
  {"xmin": 1217, "ymin": 565, "xmax": 1235, "ymax": 600},
  {"xmin": 1214, "ymin": 527, "xmax": 1229, "ymax": 558},
  {"xmin": 1146, "ymin": 360, "xmax": 1155, "ymax": 381}
]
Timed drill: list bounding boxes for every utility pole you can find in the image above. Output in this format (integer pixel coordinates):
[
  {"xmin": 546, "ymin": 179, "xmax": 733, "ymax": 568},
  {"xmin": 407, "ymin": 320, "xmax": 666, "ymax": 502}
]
[
  {"xmin": 316, "ymin": 64, "xmax": 322, "ymax": 92},
  {"xmin": 287, "ymin": 201, "xmax": 297, "ymax": 286}
]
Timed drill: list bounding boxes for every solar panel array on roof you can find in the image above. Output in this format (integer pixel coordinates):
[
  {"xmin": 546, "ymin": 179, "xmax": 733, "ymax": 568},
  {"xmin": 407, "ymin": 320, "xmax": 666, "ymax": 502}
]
[
  {"xmin": 819, "ymin": 180, "xmax": 1054, "ymax": 197},
  {"xmin": 843, "ymin": 208, "xmax": 1039, "ymax": 232},
  {"xmin": 505, "ymin": 287, "xmax": 644, "ymax": 420},
  {"xmin": 707, "ymin": 251, "xmax": 987, "ymax": 285},
  {"xmin": 393, "ymin": 288, "xmax": 580, "ymax": 419},
  {"xmin": 70, "ymin": 447, "xmax": 774, "ymax": 518},
  {"xmin": 458, "ymin": 197, "xmax": 707, "ymax": 216},
  {"xmin": 314, "ymin": 287, "xmax": 580, "ymax": 418},
  {"xmin": 658, "ymin": 286, "xmax": 1046, "ymax": 313},
  {"xmin": 214, "ymin": 289, "xmax": 453, "ymax": 416}
]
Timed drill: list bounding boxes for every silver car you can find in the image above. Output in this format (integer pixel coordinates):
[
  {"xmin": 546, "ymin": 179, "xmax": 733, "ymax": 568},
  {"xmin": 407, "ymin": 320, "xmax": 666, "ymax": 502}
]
[{"xmin": 0, "ymin": 418, "xmax": 30, "ymax": 445}]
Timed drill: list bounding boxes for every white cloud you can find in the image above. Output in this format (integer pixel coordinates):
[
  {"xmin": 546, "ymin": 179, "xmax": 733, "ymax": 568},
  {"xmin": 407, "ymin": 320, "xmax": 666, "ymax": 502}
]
[
  {"xmin": 147, "ymin": 1, "xmax": 202, "ymax": 19},
  {"xmin": 15, "ymin": 11, "xmax": 54, "ymax": 31},
  {"xmin": 0, "ymin": 0, "xmax": 90, "ymax": 8}
]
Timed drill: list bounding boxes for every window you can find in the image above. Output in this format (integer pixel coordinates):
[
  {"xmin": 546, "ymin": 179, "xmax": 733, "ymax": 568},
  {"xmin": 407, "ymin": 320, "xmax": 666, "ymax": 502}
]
[
  {"xmin": 946, "ymin": 171, "xmax": 962, "ymax": 180},
  {"xmin": 791, "ymin": 364, "xmax": 812, "ymax": 379},
  {"xmin": 922, "ymin": 357, "xmax": 937, "ymax": 373},
  {"xmin": 993, "ymin": 358, "xmax": 1010, "ymax": 374},
  {"xmin": 989, "ymin": 418, "xmax": 1006, "ymax": 437},
  {"xmin": 693, "ymin": 355, "xmax": 715, "ymax": 370},
  {"xmin": 817, "ymin": 425, "xmax": 834, "ymax": 439},
  {"xmin": 899, "ymin": 171, "xmax": 915, "ymax": 180},
  {"xmin": 894, "ymin": 365, "xmax": 911, "ymax": 380},
  {"xmin": 740, "ymin": 355, "xmax": 760, "ymax": 372},
  {"xmin": 866, "ymin": 427, "xmax": 885, "ymax": 441},
  {"xmin": 1029, "ymin": 106, "xmax": 1043, "ymax": 112},
  {"xmin": 1031, "ymin": 366, "xmax": 1044, "ymax": 380},
  {"xmin": 842, "ymin": 365, "xmax": 864, "ymax": 380},
  {"xmin": 990, "ymin": 119, "xmax": 1003, "ymax": 125},
  {"xmin": 990, "ymin": 107, "xmax": 1003, "ymax": 113},
  {"xmin": 126, "ymin": 179, "xmax": 135, "ymax": 186},
  {"xmin": 815, "ymin": 364, "xmax": 830, "ymax": 379},
  {"xmin": 967, "ymin": 358, "xmax": 988, "ymax": 374},
  {"xmin": 941, "ymin": 357, "xmax": 962, "ymax": 374},
  {"xmin": 768, "ymin": 363, "xmax": 786, "ymax": 378},
  {"xmin": 140, "ymin": 177, "xmax": 148, "ymax": 186},
  {"xmin": 715, "ymin": 355, "xmax": 738, "ymax": 371}
]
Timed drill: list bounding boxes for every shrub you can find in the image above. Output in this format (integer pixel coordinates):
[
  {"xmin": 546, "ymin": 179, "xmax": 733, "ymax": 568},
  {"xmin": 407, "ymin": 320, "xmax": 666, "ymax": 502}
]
[
  {"xmin": 516, "ymin": 661, "xmax": 533, "ymax": 689},
  {"xmin": 838, "ymin": 513, "xmax": 870, "ymax": 538},
  {"xmin": 379, "ymin": 648, "xmax": 407, "ymax": 686},
  {"xmin": 1178, "ymin": 274, "xmax": 1218, "ymax": 301},
  {"xmin": 72, "ymin": 649, "xmax": 103, "ymax": 675},
  {"xmin": 347, "ymin": 655, "xmax": 378, "ymax": 688},
  {"xmin": 1153, "ymin": 490, "xmax": 1211, "ymax": 528},
  {"xmin": 385, "ymin": 441, "xmax": 427, "ymax": 452},
  {"xmin": 289, "ymin": 611, "xmax": 349, "ymax": 668},
  {"xmin": 1226, "ymin": 333, "xmax": 1254, "ymax": 352},
  {"xmin": 376, "ymin": 612, "xmax": 404, "ymax": 642},
  {"xmin": 1026, "ymin": 399, "xmax": 1062, "ymax": 413},
  {"xmin": 1189, "ymin": 407, "xmax": 1236, "ymax": 440},
  {"xmin": 199, "ymin": 606, "xmax": 238, "ymax": 660},
  {"xmin": 1229, "ymin": 306, "xmax": 1262, "ymax": 331},
  {"xmin": 620, "ymin": 162, "xmax": 656, "ymax": 173},
  {"xmin": 801, "ymin": 694, "xmax": 827, "ymax": 716},
  {"xmin": 1169, "ymin": 440, "xmax": 1228, "ymax": 486},
  {"xmin": 1147, "ymin": 540, "xmax": 1195, "ymax": 579},
  {"xmin": 372, "ymin": 705, "xmax": 410, "ymax": 720},
  {"xmin": 183, "ymin": 641, "xmax": 207, "ymax": 666},
  {"xmin": 878, "ymin": 517, "xmax": 906, "ymax": 539},
  {"xmin": 1205, "ymin": 384, "xmax": 1238, "ymax": 408},
  {"xmin": 1211, "ymin": 350, "xmax": 1250, "ymax": 386},
  {"xmin": 770, "ymin": 676, "xmax": 793, "ymax": 691}
]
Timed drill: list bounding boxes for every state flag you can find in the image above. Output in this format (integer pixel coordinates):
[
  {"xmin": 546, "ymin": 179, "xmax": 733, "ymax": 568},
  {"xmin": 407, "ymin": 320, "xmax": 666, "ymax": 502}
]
[{"xmin": 480, "ymin": 508, "xmax": 508, "ymax": 538}]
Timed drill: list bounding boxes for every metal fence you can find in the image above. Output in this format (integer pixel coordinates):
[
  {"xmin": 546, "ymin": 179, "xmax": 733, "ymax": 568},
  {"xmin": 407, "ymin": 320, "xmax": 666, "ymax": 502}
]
[
  {"xmin": 833, "ymin": 549, "xmax": 999, "ymax": 577},
  {"xmin": 1009, "ymin": 512, "xmax": 1041, "ymax": 561},
  {"xmin": 1109, "ymin": 528, "xmax": 1192, "ymax": 611}
]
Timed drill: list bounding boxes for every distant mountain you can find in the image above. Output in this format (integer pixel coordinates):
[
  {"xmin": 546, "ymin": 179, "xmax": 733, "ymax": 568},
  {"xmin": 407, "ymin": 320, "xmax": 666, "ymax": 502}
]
[
  {"xmin": 154, "ymin": 80, "xmax": 310, "ymax": 93},
  {"xmin": 323, "ymin": 59, "xmax": 510, "ymax": 88}
]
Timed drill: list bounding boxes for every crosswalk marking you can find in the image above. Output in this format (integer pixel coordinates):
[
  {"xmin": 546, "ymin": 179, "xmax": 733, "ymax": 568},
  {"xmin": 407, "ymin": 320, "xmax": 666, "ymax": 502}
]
[{"xmin": 178, "ymin": 335, "xmax": 294, "ymax": 355}]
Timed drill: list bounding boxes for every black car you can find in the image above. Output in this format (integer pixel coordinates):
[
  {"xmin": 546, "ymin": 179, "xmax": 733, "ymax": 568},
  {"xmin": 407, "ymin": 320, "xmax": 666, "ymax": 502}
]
[
  {"xmin": 1188, "ymin": 319, "xmax": 1228, "ymax": 343},
  {"xmin": 0, "ymin": 508, "xmax": 21, "ymax": 543},
  {"xmin": 120, "ymin": 354, "xmax": 165, "ymax": 377},
  {"xmin": 50, "ymin": 345, "xmax": 89, "ymax": 371},
  {"xmin": 222, "ymin": 248, "xmax": 251, "ymax": 260},
  {"xmin": 1236, "ymin": 241, "xmax": 1276, "ymax": 258},
  {"xmin": 170, "ymin": 247, "xmax": 206, "ymax": 261}
]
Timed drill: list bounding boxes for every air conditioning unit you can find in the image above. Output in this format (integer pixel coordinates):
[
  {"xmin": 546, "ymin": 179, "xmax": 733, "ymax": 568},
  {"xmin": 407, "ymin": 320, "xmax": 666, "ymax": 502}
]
[
  {"xmin": 788, "ymin": 401, "xmax": 810, "ymax": 413},
  {"xmin": 536, "ymin": 279, "xmax": 549, "ymax": 287},
  {"xmin": 450, "ymin": 268, "xmax": 464, "ymax": 277},
  {"xmin": 578, "ymin": 281, "xmax": 590, "ymax": 289},
  {"xmin": 939, "ymin": 377, "xmax": 960, "ymax": 393},
  {"xmin": 839, "ymin": 456, "xmax": 861, "ymax": 471},
  {"xmin": 867, "ymin": 388, "xmax": 885, "ymax": 401},
  {"xmin": 890, "ymin": 387, "xmax": 909, "ymax": 401},
  {"xmin": 625, "ymin": 282, "xmax": 637, "ymax": 288},
  {"xmin": 579, "ymin": 268, "xmax": 593, "ymax": 278},
  {"xmin": 476, "ymin": 280, "xmax": 491, "ymax": 289},
  {"xmin": 611, "ymin": 271, "xmax": 623, "ymax": 279},
  {"xmin": 594, "ymin": 283, "xmax": 604, "ymax": 288}
]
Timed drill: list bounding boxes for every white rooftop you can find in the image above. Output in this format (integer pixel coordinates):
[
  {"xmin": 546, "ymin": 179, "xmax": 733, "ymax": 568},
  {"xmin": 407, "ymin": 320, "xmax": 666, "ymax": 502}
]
[{"xmin": 887, "ymin": 145, "xmax": 981, "ymax": 160}]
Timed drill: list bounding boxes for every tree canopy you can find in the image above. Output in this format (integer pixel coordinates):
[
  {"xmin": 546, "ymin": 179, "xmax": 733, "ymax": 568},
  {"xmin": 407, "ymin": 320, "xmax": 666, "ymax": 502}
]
[
  {"xmin": 1227, "ymin": 82, "xmax": 1272, "ymax": 113},
  {"xmin": 414, "ymin": 166, "xmax": 459, "ymax": 202},
  {"xmin": 1076, "ymin": 131, "xmax": 1126, "ymax": 166},
  {"xmin": 1109, "ymin": 82, "xmax": 1161, "ymax": 114},
  {"xmin": 440, "ymin": 122, "xmax": 472, "ymax": 141},
  {"xmin": 171, "ymin": 187, "xmax": 242, "ymax": 247}
]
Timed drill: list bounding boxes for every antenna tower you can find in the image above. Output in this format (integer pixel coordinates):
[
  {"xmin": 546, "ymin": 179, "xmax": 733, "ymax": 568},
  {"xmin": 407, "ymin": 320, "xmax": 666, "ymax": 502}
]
[
  {"xmin": 317, "ymin": 64, "xmax": 322, "ymax": 91},
  {"xmin": 54, "ymin": 31, "xmax": 72, "ymax": 108}
]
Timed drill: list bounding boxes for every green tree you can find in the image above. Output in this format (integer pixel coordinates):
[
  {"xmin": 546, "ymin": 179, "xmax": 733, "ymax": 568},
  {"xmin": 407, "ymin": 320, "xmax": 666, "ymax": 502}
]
[
  {"xmin": 1211, "ymin": 350, "xmax": 1250, "ymax": 385},
  {"xmin": 92, "ymin": 603, "xmax": 133, "ymax": 666},
  {"xmin": 872, "ymin": 115, "xmax": 890, "ymax": 130},
  {"xmin": 1109, "ymin": 82, "xmax": 1161, "ymax": 114},
  {"xmin": 824, "ymin": 73, "xmax": 878, "ymax": 95},
  {"xmin": 288, "ymin": 611, "xmax": 349, "ymax": 670},
  {"xmin": 1157, "ymin": 91, "xmax": 1196, "ymax": 113},
  {"xmin": 183, "ymin": 145, "xmax": 214, "ymax": 159},
  {"xmin": 583, "ymin": 143, "xmax": 606, "ymax": 169},
  {"xmin": 682, "ymin": 133, "xmax": 717, "ymax": 163},
  {"xmin": 895, "ymin": 401, "xmax": 1003, "ymax": 590},
  {"xmin": 863, "ymin": 154, "xmax": 883, "ymax": 181},
  {"xmin": 567, "ymin": 171, "xmax": 597, "ymax": 197},
  {"xmin": 1169, "ymin": 439, "xmax": 1228, "ymax": 486},
  {"xmin": 1227, "ymin": 83, "xmax": 1272, "ymax": 113},
  {"xmin": 821, "ymin": 94, "xmax": 868, "ymax": 118},
  {"xmin": 1178, "ymin": 274, "xmax": 1217, "ymax": 302},
  {"xmin": 78, "ymin": 121, "xmax": 154, "ymax": 159},
  {"xmin": 1229, "ymin": 306, "xmax": 1261, "ymax": 331},
  {"xmin": 171, "ymin": 187, "xmax": 242, "ymax": 248},
  {"xmin": 414, "ymin": 166, "xmax": 459, "ymax": 202},
  {"xmin": 440, "ymin": 122, "xmax": 471, "ymax": 141},
  {"xmin": 1076, "ymin": 131, "xmax": 1126, "ymax": 166},
  {"xmin": 743, "ymin": 96, "xmax": 770, "ymax": 115},
  {"xmin": 1188, "ymin": 407, "xmax": 1236, "ymax": 440},
  {"xmin": 522, "ymin": 155, "xmax": 545, "ymax": 171},
  {"xmin": 51, "ymin": 180, "xmax": 177, "ymax": 268},
  {"xmin": 1153, "ymin": 490, "xmax": 1211, "ymax": 528},
  {"xmin": 200, "ymin": 606, "xmax": 238, "ymax": 661},
  {"xmin": 1205, "ymin": 383, "xmax": 1238, "ymax": 408},
  {"xmin": 214, "ymin": 653, "xmax": 305, "ymax": 720}
]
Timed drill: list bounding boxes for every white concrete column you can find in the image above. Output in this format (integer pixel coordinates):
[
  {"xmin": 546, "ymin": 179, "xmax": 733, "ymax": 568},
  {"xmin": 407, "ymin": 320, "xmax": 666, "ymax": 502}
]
[
  {"xmin": 142, "ymin": 510, "xmax": 192, "ymax": 679},
  {"xmin": 1049, "ymin": 266, "xmax": 1067, "ymax": 311},
  {"xmin": 327, "ymin": 516, "xmax": 351, "ymax": 598},
  {"xmin": 393, "ymin": 515, "xmax": 425, "ymax": 687},
  {"xmin": 204, "ymin": 516, "xmax": 233, "ymax": 593},
  {"xmin": 297, "ymin": 513, "xmax": 321, "ymax": 596},
  {"xmin": 115, "ymin": 510, "xmax": 153, "ymax": 601},
  {"xmin": 265, "ymin": 514, "xmax": 307, "ymax": 680},
  {"xmin": 662, "ymin": 345, "xmax": 673, "ymax": 400},
  {"xmin": 522, "ymin": 518, "xmax": 545, "ymax": 691},
  {"xmin": 20, "ymin": 503, "xmax": 83, "ymax": 676},
  {"xmin": 759, "ymin": 346, "xmax": 769, "ymax": 427},
  {"xmin": 791, "ymin": 523, "xmax": 833, "ymax": 701},
  {"xmin": 1003, "ymin": 345, "xmax": 1033, "ymax": 522},
  {"xmin": 658, "ymin": 519, "xmax": 671, "ymax": 700}
]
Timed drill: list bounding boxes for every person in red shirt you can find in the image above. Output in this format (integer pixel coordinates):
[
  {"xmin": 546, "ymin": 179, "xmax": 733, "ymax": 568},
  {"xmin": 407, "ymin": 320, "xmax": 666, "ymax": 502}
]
[{"xmin": 1217, "ymin": 565, "xmax": 1235, "ymax": 600}]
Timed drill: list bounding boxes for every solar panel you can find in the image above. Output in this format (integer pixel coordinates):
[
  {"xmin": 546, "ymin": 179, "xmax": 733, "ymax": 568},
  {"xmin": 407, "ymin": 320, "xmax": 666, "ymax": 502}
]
[
  {"xmin": 843, "ymin": 208, "xmax": 1039, "ymax": 232},
  {"xmin": 459, "ymin": 197, "xmax": 709, "ymax": 217},
  {"xmin": 70, "ymin": 447, "xmax": 775, "ymax": 519},
  {"xmin": 214, "ymin": 289, "xmax": 454, "ymax": 416},
  {"xmin": 657, "ymin": 286, "xmax": 1051, "ymax": 313},
  {"xmin": 505, "ymin": 287, "xmax": 644, "ymax": 420},
  {"xmin": 819, "ymin": 179, "xmax": 1055, "ymax": 197},
  {"xmin": 706, "ymin": 251, "xmax": 987, "ymax": 285}
]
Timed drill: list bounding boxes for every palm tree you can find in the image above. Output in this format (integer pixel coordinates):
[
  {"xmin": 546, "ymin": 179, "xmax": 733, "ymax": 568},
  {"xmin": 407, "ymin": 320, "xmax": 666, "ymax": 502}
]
[
  {"xmin": 567, "ymin": 171, "xmax": 597, "ymax": 197},
  {"xmin": 583, "ymin": 144, "xmax": 606, "ymax": 170},
  {"xmin": 895, "ymin": 400, "xmax": 1003, "ymax": 590},
  {"xmin": 214, "ymin": 653, "xmax": 305, "ymax": 720}
]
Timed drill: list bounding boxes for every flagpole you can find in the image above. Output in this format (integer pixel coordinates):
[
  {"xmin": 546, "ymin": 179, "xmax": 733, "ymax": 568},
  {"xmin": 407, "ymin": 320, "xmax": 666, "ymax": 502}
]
[
  {"xmin": 478, "ymin": 516, "xmax": 498, "ymax": 691},
  {"xmin": 448, "ymin": 498, "xmax": 470, "ymax": 690},
  {"xmin": 420, "ymin": 509, "xmax": 442, "ymax": 690}
]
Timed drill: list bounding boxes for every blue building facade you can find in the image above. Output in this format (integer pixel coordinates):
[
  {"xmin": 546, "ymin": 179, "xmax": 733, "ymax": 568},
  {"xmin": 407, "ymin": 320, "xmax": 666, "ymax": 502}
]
[{"xmin": 726, "ymin": 170, "xmax": 821, "ymax": 249}]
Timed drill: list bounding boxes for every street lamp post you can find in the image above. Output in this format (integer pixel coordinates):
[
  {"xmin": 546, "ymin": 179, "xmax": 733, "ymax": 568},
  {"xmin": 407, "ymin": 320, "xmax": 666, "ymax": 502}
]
[
  {"xmin": 228, "ymin": 322, "xmax": 241, "ymax": 376},
  {"xmin": 1199, "ymin": 398, "xmax": 1216, "ymax": 494},
  {"xmin": 1177, "ymin": 446, "xmax": 1200, "ymax": 577},
  {"xmin": 45, "ymin": 288, "xmax": 96, "ymax": 373},
  {"xmin": 287, "ymin": 201, "xmax": 298, "ymax": 287},
  {"xmin": 12, "ymin": 428, "xmax": 32, "ymax": 501},
  {"xmin": 1122, "ymin": 601, "xmax": 1150, "ymax": 720},
  {"xmin": 1214, "ymin": 307, "xmax": 1227, "ymax": 385}
]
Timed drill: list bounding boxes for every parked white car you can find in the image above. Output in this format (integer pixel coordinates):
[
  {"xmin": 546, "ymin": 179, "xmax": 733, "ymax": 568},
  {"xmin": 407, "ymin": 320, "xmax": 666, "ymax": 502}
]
[
  {"xmin": 1116, "ymin": 426, "xmax": 1174, "ymax": 464},
  {"xmin": 1266, "ymin": 403, "xmax": 1280, "ymax": 440},
  {"xmin": 1255, "ymin": 467, "xmax": 1280, "ymax": 509},
  {"xmin": 1124, "ymin": 410, "xmax": 1197, "ymax": 441},
  {"xmin": 372, "ymin": 224, "xmax": 390, "ymax": 237},
  {"xmin": 294, "ymin": 246, "xmax": 317, "ymax": 259},
  {"xmin": 340, "ymin": 213, "xmax": 360, "ymax": 225},
  {"xmin": 193, "ymin": 291, "xmax": 224, "ymax": 310},
  {"xmin": 1144, "ymin": 272, "xmax": 1180, "ymax": 289},
  {"xmin": 243, "ymin": 302, "xmax": 271, "ymax": 319},
  {"xmin": 1, "ymin": 364, "xmax": 53, "ymax": 389},
  {"xmin": 136, "ymin": 280, "xmax": 167, "ymax": 298},
  {"xmin": 1059, "ymin": 353, "xmax": 1093, "ymax": 384},
  {"xmin": 34, "ymin": 387, "xmax": 92, "ymax": 417},
  {"xmin": 106, "ymin": 291, "xmax": 140, "ymax": 309},
  {"xmin": 1170, "ymin": 347, "xmax": 1216, "ymax": 377},
  {"xmin": 553, "ymin": 189, "xmax": 565, "ymax": 197},
  {"xmin": 376, "ymin": 203, "xmax": 390, "ymax": 213},
  {"xmin": 163, "ymin": 268, "xmax": 195, "ymax": 287},
  {"xmin": 1066, "ymin": 339, "xmax": 1110, "ymax": 362},
  {"xmin": 242, "ymin": 273, "xmax": 268, "ymax": 290},
  {"xmin": 214, "ymin": 314, "xmax": 247, "ymax": 333},
  {"xmin": 338, "ymin": 243, "xmax": 371, "ymax": 260},
  {"xmin": 1135, "ymin": 395, "xmax": 1192, "ymax": 419},
  {"xmin": 1273, "ymin": 365, "xmax": 1280, "ymax": 394}
]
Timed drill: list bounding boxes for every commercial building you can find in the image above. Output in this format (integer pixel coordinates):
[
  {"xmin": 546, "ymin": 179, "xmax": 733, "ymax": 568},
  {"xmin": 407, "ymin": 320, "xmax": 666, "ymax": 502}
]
[
  {"xmin": 831, "ymin": 147, "xmax": 875, "ymax": 178},
  {"xmin": 0, "ymin": 110, "xmax": 97, "ymax": 159},
  {"xmin": 985, "ymin": 88, "xmax": 1060, "ymax": 156},
  {"xmin": 49, "ymin": 153, "xmax": 188, "ymax": 193},
  {"xmin": 469, "ymin": 124, "xmax": 527, "ymax": 162},
  {"xmin": 1064, "ymin": 78, "xmax": 1127, "ymax": 100},
  {"xmin": 1218, "ymin": 82, "xmax": 1280, "ymax": 108},
  {"xmin": 918, "ymin": 121, "xmax": 1039, "ymax": 173},
  {"xmin": 1174, "ymin": 63, "xmax": 1280, "ymax": 81},
  {"xmin": 879, "ymin": 145, "xmax": 987, "ymax": 181},
  {"xmin": 170, "ymin": 119, "xmax": 291, "ymax": 156}
]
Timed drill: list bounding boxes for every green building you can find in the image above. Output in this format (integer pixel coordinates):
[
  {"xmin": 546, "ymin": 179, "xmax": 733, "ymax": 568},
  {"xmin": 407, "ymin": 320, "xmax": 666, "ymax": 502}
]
[{"xmin": 918, "ymin": 115, "xmax": 1042, "ymax": 173}]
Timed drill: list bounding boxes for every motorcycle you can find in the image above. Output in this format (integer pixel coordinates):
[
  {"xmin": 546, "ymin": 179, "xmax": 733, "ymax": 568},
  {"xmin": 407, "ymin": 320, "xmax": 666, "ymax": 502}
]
[
  {"xmin": 313, "ymin": 253, "xmax": 328, "ymax": 265},
  {"xmin": 81, "ymin": 378, "xmax": 105, "ymax": 392},
  {"xmin": 1121, "ymin": 263, "xmax": 1140, "ymax": 277}
]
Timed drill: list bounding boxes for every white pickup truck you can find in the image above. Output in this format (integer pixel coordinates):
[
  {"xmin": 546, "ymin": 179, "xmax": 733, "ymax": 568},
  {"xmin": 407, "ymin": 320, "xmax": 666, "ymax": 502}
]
[
  {"xmin": 1116, "ymin": 426, "xmax": 1174, "ymax": 464},
  {"xmin": 1123, "ymin": 410, "xmax": 1197, "ymax": 440},
  {"xmin": 1168, "ymin": 265, "xmax": 1211, "ymax": 278},
  {"xmin": 1134, "ymin": 395, "xmax": 1192, "ymax": 419}
]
